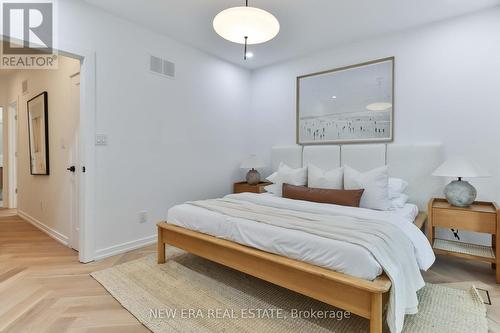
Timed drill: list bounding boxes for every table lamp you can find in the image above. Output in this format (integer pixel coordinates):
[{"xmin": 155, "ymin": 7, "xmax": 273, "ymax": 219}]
[
  {"xmin": 432, "ymin": 157, "xmax": 490, "ymax": 207},
  {"xmin": 240, "ymin": 155, "xmax": 266, "ymax": 185}
]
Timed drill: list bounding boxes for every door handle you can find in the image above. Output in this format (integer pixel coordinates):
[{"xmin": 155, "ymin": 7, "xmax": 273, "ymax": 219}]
[{"xmin": 67, "ymin": 166, "xmax": 76, "ymax": 173}]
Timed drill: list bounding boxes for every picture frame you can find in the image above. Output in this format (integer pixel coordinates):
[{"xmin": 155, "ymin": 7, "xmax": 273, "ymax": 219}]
[
  {"xmin": 27, "ymin": 91, "xmax": 50, "ymax": 175},
  {"xmin": 296, "ymin": 57, "xmax": 394, "ymax": 145}
]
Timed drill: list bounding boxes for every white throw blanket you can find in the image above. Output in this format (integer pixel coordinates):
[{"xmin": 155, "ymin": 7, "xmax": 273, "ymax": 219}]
[{"xmin": 187, "ymin": 198, "xmax": 426, "ymax": 333}]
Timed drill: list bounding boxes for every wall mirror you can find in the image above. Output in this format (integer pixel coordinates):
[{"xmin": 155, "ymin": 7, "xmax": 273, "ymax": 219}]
[
  {"xmin": 297, "ymin": 57, "xmax": 394, "ymax": 145},
  {"xmin": 27, "ymin": 92, "xmax": 50, "ymax": 175}
]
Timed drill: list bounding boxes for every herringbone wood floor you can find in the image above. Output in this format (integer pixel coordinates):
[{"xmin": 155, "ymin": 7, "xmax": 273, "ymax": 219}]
[
  {"xmin": 2, "ymin": 212, "xmax": 500, "ymax": 332},
  {"xmin": 0, "ymin": 212, "xmax": 153, "ymax": 333}
]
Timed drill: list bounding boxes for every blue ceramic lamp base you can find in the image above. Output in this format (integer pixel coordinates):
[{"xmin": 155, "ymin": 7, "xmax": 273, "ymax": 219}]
[{"xmin": 444, "ymin": 179, "xmax": 477, "ymax": 207}]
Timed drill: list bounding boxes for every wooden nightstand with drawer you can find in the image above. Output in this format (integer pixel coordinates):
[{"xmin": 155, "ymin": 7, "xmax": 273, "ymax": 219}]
[
  {"xmin": 427, "ymin": 198, "xmax": 500, "ymax": 283},
  {"xmin": 233, "ymin": 181, "xmax": 272, "ymax": 194}
]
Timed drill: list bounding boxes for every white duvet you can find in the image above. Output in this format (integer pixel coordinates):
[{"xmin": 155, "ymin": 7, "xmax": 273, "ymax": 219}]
[
  {"xmin": 168, "ymin": 193, "xmax": 435, "ymax": 333},
  {"xmin": 168, "ymin": 193, "xmax": 434, "ymax": 280}
]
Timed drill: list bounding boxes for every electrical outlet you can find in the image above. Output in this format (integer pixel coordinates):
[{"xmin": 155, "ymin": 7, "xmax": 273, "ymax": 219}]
[
  {"xmin": 139, "ymin": 210, "xmax": 148, "ymax": 224},
  {"xmin": 95, "ymin": 134, "xmax": 108, "ymax": 146}
]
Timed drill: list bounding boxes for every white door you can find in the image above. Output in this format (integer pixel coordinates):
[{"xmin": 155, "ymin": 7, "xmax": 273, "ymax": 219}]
[
  {"xmin": 69, "ymin": 73, "xmax": 80, "ymax": 251},
  {"xmin": 8, "ymin": 101, "xmax": 18, "ymax": 209}
]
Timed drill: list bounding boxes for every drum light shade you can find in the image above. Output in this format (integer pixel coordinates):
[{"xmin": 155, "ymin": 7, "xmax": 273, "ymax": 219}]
[
  {"xmin": 213, "ymin": 6, "xmax": 280, "ymax": 45},
  {"xmin": 432, "ymin": 157, "xmax": 490, "ymax": 178},
  {"xmin": 240, "ymin": 154, "xmax": 266, "ymax": 169}
]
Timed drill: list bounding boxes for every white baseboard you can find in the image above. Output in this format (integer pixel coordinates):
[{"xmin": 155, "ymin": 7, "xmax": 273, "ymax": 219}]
[
  {"xmin": 17, "ymin": 210, "xmax": 69, "ymax": 246},
  {"xmin": 94, "ymin": 235, "xmax": 157, "ymax": 261}
]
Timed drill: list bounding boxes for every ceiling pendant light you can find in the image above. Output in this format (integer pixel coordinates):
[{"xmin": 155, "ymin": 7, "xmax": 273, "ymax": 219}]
[{"xmin": 213, "ymin": 0, "xmax": 280, "ymax": 60}]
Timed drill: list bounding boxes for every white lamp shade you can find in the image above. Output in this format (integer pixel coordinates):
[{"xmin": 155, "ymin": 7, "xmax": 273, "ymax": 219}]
[
  {"xmin": 432, "ymin": 157, "xmax": 490, "ymax": 178},
  {"xmin": 240, "ymin": 155, "xmax": 266, "ymax": 169},
  {"xmin": 213, "ymin": 6, "xmax": 280, "ymax": 45}
]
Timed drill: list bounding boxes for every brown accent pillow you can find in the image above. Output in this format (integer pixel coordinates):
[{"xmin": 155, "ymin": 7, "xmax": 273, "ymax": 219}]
[{"xmin": 282, "ymin": 184, "xmax": 365, "ymax": 207}]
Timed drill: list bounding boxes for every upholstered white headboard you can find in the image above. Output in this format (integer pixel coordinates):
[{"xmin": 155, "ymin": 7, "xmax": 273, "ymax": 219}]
[
  {"xmin": 271, "ymin": 143, "xmax": 444, "ymax": 211},
  {"xmin": 271, "ymin": 145, "xmax": 303, "ymax": 171}
]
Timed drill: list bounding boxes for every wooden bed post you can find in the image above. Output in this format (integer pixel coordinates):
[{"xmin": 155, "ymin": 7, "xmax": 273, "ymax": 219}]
[
  {"xmin": 495, "ymin": 203, "xmax": 500, "ymax": 282},
  {"xmin": 370, "ymin": 293, "xmax": 383, "ymax": 333},
  {"xmin": 426, "ymin": 198, "xmax": 434, "ymax": 245},
  {"xmin": 157, "ymin": 224, "xmax": 166, "ymax": 264}
]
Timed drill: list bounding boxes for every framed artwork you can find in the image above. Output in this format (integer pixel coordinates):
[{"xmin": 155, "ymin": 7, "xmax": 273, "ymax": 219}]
[
  {"xmin": 27, "ymin": 91, "xmax": 50, "ymax": 175},
  {"xmin": 297, "ymin": 57, "xmax": 394, "ymax": 145}
]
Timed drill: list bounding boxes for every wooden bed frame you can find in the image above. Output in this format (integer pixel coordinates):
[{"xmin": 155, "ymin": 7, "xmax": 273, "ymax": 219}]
[{"xmin": 157, "ymin": 212, "xmax": 428, "ymax": 333}]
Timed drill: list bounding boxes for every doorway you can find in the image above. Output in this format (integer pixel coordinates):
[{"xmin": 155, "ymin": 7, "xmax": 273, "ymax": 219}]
[
  {"xmin": 1, "ymin": 55, "xmax": 85, "ymax": 255},
  {"xmin": 0, "ymin": 41, "xmax": 96, "ymax": 263}
]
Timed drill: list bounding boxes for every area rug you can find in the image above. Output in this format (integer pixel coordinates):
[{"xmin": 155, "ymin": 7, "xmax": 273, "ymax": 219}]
[{"xmin": 91, "ymin": 249, "xmax": 488, "ymax": 333}]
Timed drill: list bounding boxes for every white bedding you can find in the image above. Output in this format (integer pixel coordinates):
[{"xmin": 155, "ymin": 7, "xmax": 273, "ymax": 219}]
[{"xmin": 167, "ymin": 193, "xmax": 434, "ymax": 281}]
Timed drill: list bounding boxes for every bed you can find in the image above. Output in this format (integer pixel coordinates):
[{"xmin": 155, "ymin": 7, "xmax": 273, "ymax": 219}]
[{"xmin": 157, "ymin": 143, "xmax": 444, "ymax": 333}]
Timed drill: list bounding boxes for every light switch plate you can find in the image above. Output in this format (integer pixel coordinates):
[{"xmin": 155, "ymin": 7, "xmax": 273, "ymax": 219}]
[{"xmin": 95, "ymin": 134, "xmax": 108, "ymax": 146}]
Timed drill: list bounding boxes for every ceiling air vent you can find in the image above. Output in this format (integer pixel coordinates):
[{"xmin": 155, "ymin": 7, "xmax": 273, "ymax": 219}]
[{"xmin": 149, "ymin": 54, "xmax": 175, "ymax": 79}]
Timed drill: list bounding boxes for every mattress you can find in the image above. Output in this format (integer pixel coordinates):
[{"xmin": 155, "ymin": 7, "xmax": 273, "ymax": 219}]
[{"xmin": 167, "ymin": 193, "xmax": 433, "ymax": 281}]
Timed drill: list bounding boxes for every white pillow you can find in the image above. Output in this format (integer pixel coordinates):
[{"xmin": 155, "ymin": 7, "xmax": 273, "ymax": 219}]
[
  {"xmin": 308, "ymin": 164, "xmax": 343, "ymax": 190},
  {"xmin": 391, "ymin": 193, "xmax": 409, "ymax": 209},
  {"xmin": 266, "ymin": 172, "xmax": 278, "ymax": 183},
  {"xmin": 264, "ymin": 172, "xmax": 279, "ymax": 194},
  {"xmin": 265, "ymin": 162, "xmax": 307, "ymax": 196},
  {"xmin": 388, "ymin": 178, "xmax": 409, "ymax": 199},
  {"xmin": 344, "ymin": 165, "xmax": 391, "ymax": 211}
]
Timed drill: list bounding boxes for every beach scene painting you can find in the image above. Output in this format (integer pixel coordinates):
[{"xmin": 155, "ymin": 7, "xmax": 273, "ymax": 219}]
[{"xmin": 297, "ymin": 58, "xmax": 394, "ymax": 144}]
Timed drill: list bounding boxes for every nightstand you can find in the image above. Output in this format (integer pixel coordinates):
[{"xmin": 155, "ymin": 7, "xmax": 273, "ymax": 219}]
[
  {"xmin": 427, "ymin": 198, "xmax": 500, "ymax": 283},
  {"xmin": 233, "ymin": 181, "xmax": 272, "ymax": 194}
]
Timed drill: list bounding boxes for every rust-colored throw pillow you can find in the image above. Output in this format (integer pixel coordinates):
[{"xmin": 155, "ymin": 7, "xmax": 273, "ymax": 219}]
[{"xmin": 282, "ymin": 184, "xmax": 365, "ymax": 207}]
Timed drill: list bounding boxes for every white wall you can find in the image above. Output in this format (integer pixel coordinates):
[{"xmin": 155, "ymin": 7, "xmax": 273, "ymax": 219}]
[
  {"xmin": 8, "ymin": 1, "xmax": 497, "ymax": 254},
  {"xmin": 250, "ymin": 8, "xmax": 500, "ymax": 243},
  {"xmin": 1, "ymin": 57, "xmax": 80, "ymax": 239},
  {"xmin": 55, "ymin": 0, "xmax": 252, "ymax": 256},
  {"xmin": 0, "ymin": 79, "xmax": 13, "ymax": 208}
]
